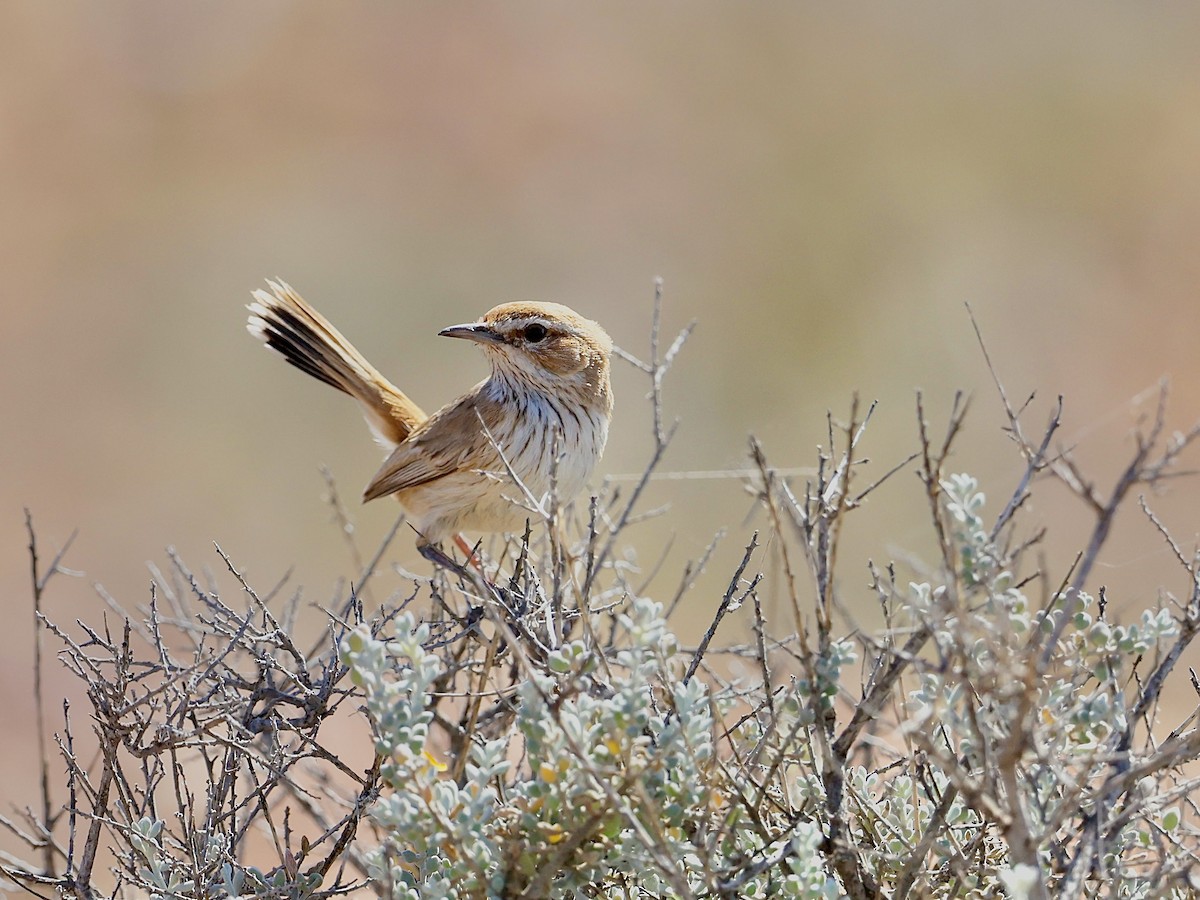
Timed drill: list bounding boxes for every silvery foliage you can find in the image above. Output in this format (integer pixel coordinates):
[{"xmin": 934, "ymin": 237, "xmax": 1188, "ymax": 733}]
[
  {"xmin": 342, "ymin": 596, "xmax": 849, "ymax": 899},
  {"xmin": 898, "ymin": 475, "xmax": 1182, "ymax": 897},
  {"xmin": 338, "ymin": 474, "xmax": 1189, "ymax": 897}
]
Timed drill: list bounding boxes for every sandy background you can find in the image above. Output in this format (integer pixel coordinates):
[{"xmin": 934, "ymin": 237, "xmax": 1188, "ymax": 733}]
[{"xmin": 5, "ymin": 2, "xmax": 1200, "ymax": 860}]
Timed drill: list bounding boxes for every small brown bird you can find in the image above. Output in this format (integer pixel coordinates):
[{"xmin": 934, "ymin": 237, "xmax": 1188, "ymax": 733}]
[{"xmin": 246, "ymin": 280, "xmax": 614, "ymax": 568}]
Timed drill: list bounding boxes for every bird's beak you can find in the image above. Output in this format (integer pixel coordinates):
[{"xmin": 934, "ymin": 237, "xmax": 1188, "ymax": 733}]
[{"xmin": 438, "ymin": 322, "xmax": 504, "ymax": 345}]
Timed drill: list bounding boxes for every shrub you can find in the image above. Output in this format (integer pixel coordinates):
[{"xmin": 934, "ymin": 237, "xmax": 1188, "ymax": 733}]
[{"xmin": 7, "ymin": 296, "xmax": 1200, "ymax": 898}]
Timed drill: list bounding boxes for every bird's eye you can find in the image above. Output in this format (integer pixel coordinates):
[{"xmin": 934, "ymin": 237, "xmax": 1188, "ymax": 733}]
[{"xmin": 523, "ymin": 323, "xmax": 548, "ymax": 343}]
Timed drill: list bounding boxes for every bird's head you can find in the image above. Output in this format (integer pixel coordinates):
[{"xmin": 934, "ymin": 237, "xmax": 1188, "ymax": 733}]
[{"xmin": 439, "ymin": 301, "xmax": 613, "ymax": 405}]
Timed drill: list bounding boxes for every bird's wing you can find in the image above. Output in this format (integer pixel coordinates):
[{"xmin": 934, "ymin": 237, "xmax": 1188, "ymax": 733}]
[
  {"xmin": 362, "ymin": 394, "xmax": 493, "ymax": 501},
  {"xmin": 362, "ymin": 446, "xmax": 453, "ymax": 501}
]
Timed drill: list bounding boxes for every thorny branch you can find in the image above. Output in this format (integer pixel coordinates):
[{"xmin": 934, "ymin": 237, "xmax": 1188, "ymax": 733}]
[
  {"xmin": 5, "ymin": 532, "xmax": 387, "ymax": 900},
  {"xmin": 589, "ymin": 276, "xmax": 696, "ymax": 598},
  {"xmin": 24, "ymin": 511, "xmax": 76, "ymax": 879}
]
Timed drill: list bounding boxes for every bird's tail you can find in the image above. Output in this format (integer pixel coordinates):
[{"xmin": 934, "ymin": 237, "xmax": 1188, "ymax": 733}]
[{"xmin": 247, "ymin": 280, "xmax": 426, "ymax": 448}]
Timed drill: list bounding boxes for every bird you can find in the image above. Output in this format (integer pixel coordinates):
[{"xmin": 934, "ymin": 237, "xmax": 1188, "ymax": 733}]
[{"xmin": 246, "ymin": 280, "xmax": 614, "ymax": 572}]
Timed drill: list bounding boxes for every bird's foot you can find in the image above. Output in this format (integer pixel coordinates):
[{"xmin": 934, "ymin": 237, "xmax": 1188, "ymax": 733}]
[
  {"xmin": 418, "ymin": 540, "xmax": 473, "ymax": 580},
  {"xmin": 418, "ymin": 539, "xmax": 512, "ymax": 609}
]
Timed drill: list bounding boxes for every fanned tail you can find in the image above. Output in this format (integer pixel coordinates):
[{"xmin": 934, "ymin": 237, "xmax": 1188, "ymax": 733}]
[{"xmin": 247, "ymin": 280, "xmax": 426, "ymax": 448}]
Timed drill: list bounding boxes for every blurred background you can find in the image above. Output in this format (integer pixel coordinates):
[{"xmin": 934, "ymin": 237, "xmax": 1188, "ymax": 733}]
[{"xmin": 5, "ymin": 1, "xmax": 1200, "ymax": 846}]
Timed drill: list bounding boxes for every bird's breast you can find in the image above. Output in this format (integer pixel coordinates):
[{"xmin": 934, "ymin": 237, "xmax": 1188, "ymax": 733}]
[
  {"xmin": 398, "ymin": 377, "xmax": 611, "ymax": 542},
  {"xmin": 492, "ymin": 388, "xmax": 609, "ymax": 502}
]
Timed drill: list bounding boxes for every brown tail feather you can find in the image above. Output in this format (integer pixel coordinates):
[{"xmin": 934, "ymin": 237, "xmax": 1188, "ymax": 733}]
[{"xmin": 247, "ymin": 280, "xmax": 426, "ymax": 448}]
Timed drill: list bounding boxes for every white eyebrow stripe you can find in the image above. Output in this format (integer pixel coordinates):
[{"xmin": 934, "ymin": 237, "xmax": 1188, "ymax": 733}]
[{"xmin": 499, "ymin": 316, "xmax": 576, "ymax": 336}]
